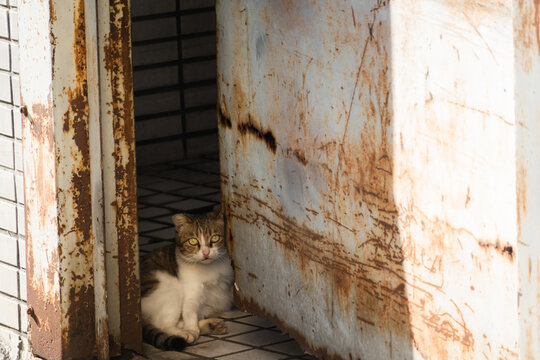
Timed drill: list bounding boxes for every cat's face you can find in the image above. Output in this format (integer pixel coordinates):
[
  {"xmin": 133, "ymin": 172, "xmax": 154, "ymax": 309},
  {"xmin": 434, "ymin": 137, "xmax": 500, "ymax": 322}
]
[{"xmin": 172, "ymin": 210, "xmax": 226, "ymax": 264}]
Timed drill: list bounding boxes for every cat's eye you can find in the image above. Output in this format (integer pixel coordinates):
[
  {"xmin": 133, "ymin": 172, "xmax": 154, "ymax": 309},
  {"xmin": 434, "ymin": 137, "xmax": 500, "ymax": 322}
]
[
  {"xmin": 187, "ymin": 238, "xmax": 199, "ymax": 246},
  {"xmin": 210, "ymin": 235, "xmax": 221, "ymax": 244}
]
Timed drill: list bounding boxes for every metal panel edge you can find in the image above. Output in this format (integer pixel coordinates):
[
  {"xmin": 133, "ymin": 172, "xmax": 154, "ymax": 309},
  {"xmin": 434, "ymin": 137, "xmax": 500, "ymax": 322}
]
[{"xmin": 514, "ymin": 0, "xmax": 540, "ymax": 357}]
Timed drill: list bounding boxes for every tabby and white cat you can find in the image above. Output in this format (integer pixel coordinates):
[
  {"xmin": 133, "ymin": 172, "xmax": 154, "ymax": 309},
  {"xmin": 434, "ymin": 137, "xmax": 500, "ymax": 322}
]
[{"xmin": 140, "ymin": 209, "xmax": 233, "ymax": 351}]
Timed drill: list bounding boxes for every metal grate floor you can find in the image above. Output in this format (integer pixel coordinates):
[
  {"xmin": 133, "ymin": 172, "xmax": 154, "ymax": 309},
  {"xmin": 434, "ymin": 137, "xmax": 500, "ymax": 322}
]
[{"xmin": 137, "ymin": 157, "xmax": 319, "ymax": 360}]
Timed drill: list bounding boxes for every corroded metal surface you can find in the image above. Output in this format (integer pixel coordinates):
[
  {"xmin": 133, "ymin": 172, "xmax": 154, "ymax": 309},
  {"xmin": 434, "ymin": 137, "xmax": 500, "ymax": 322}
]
[
  {"xmin": 19, "ymin": 0, "xmax": 140, "ymax": 358},
  {"xmin": 85, "ymin": 0, "xmax": 110, "ymax": 358},
  {"xmin": 20, "ymin": 0, "xmax": 97, "ymax": 358},
  {"xmin": 514, "ymin": 0, "xmax": 540, "ymax": 357},
  {"xmin": 217, "ymin": 1, "xmax": 523, "ymax": 359},
  {"xmin": 98, "ymin": 0, "xmax": 141, "ymax": 354}
]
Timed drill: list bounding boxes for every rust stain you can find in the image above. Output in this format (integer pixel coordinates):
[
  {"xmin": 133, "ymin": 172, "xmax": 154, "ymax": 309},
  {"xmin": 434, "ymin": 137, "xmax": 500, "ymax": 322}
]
[
  {"xmin": 477, "ymin": 241, "xmax": 514, "ymax": 261},
  {"xmin": 63, "ymin": 285, "xmax": 95, "ymax": 357},
  {"xmin": 58, "ymin": 1, "xmax": 96, "ymax": 358},
  {"xmin": 286, "ymin": 147, "xmax": 308, "ymax": 166},
  {"xmin": 515, "ymin": 0, "xmax": 540, "ymax": 72},
  {"xmin": 218, "ymin": 106, "xmax": 232, "ymax": 128},
  {"xmin": 103, "ymin": 0, "xmax": 142, "ymax": 352},
  {"xmin": 23, "ymin": 102, "xmax": 62, "ymax": 359},
  {"xmin": 237, "ymin": 116, "xmax": 277, "ymax": 153},
  {"xmin": 533, "ymin": 0, "xmax": 540, "ymax": 56},
  {"xmin": 27, "ymin": 307, "xmax": 40, "ymax": 327},
  {"xmin": 226, "ymin": 188, "xmax": 415, "ymax": 340},
  {"xmin": 217, "ymin": 1, "xmax": 505, "ymax": 358}
]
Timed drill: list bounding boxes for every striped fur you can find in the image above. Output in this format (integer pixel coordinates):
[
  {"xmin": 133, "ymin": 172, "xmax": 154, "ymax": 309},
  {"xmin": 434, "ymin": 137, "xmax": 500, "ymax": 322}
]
[{"xmin": 142, "ymin": 324, "xmax": 187, "ymax": 351}]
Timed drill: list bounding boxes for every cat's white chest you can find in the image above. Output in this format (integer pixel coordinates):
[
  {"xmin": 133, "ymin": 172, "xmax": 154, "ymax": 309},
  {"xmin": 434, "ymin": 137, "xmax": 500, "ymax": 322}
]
[{"xmin": 178, "ymin": 260, "xmax": 233, "ymax": 316}]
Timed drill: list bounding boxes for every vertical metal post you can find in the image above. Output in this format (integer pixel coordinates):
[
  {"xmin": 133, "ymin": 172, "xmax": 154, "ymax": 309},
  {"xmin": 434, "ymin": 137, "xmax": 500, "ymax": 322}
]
[
  {"xmin": 97, "ymin": 0, "xmax": 142, "ymax": 354},
  {"xmin": 20, "ymin": 0, "xmax": 99, "ymax": 358},
  {"xmin": 19, "ymin": 0, "xmax": 140, "ymax": 358},
  {"xmin": 84, "ymin": 0, "xmax": 110, "ymax": 358}
]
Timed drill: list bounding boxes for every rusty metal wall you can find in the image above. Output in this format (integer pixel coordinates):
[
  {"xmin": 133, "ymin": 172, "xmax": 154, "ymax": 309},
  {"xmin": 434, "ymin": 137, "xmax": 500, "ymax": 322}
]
[
  {"xmin": 18, "ymin": 0, "xmax": 140, "ymax": 358},
  {"xmin": 217, "ymin": 1, "xmax": 527, "ymax": 359}
]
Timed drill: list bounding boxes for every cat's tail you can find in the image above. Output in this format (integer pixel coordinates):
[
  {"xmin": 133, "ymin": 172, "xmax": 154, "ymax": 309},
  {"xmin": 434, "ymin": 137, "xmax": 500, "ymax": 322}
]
[{"xmin": 142, "ymin": 324, "xmax": 188, "ymax": 352}]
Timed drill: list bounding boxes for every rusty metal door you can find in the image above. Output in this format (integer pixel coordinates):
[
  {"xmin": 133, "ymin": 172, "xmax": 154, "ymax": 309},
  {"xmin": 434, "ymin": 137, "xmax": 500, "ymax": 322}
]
[
  {"xmin": 19, "ymin": 1, "xmax": 140, "ymax": 359},
  {"xmin": 217, "ymin": 1, "xmax": 539, "ymax": 359}
]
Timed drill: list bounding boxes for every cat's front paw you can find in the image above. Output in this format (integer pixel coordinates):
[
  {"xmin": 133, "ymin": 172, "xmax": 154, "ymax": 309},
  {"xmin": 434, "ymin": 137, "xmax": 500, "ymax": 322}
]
[
  {"xmin": 200, "ymin": 318, "xmax": 228, "ymax": 335},
  {"xmin": 177, "ymin": 328, "xmax": 199, "ymax": 344}
]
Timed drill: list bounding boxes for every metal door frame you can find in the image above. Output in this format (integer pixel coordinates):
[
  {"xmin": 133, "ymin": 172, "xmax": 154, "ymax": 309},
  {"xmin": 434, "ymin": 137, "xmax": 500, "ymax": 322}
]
[{"xmin": 18, "ymin": 1, "xmax": 140, "ymax": 359}]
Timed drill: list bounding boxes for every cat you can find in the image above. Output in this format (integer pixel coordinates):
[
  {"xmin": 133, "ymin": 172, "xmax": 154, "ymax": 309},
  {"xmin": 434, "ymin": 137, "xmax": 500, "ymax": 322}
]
[{"xmin": 140, "ymin": 209, "xmax": 234, "ymax": 351}]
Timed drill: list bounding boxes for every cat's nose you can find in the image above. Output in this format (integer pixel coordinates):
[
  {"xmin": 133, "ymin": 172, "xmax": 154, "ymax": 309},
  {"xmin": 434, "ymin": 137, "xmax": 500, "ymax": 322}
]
[{"xmin": 202, "ymin": 248, "xmax": 210, "ymax": 258}]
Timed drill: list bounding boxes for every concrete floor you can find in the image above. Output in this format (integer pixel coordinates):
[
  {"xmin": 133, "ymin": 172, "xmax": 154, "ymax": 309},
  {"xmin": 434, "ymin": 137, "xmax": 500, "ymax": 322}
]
[{"xmin": 136, "ymin": 158, "xmax": 319, "ymax": 360}]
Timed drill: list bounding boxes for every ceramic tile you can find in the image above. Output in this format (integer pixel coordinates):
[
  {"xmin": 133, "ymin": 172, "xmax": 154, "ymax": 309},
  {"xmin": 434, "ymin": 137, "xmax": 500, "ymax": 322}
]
[
  {"xmin": 168, "ymin": 172, "xmax": 218, "ymax": 184},
  {"xmin": 235, "ymin": 315, "xmax": 276, "ymax": 329},
  {"xmin": 210, "ymin": 321, "xmax": 257, "ymax": 338},
  {"xmin": 141, "ymin": 193, "xmax": 184, "ymax": 206},
  {"xmin": 200, "ymin": 192, "xmax": 221, "ymax": 202},
  {"xmin": 138, "ymin": 236, "xmax": 154, "ymax": 245},
  {"xmin": 204, "ymin": 181, "xmax": 221, "ymax": 189},
  {"xmin": 264, "ymin": 340, "xmax": 306, "ymax": 356},
  {"xmin": 138, "ymin": 187, "xmax": 157, "ymax": 197},
  {"xmin": 196, "ymin": 335, "xmax": 215, "ymax": 344},
  {"xmin": 184, "ymin": 340, "xmax": 249, "ymax": 358},
  {"xmin": 139, "ymin": 241, "xmax": 173, "ymax": 253},
  {"xmin": 217, "ymin": 349, "xmax": 287, "ymax": 360},
  {"xmin": 144, "ymin": 180, "xmax": 189, "ymax": 191},
  {"xmin": 142, "ymin": 343, "xmax": 199, "ymax": 360},
  {"xmin": 138, "ymin": 174, "xmax": 167, "ymax": 185},
  {"xmin": 154, "ymin": 215, "xmax": 174, "ymax": 225},
  {"xmin": 227, "ymin": 330, "xmax": 290, "ymax": 347},
  {"xmin": 138, "ymin": 206, "xmax": 172, "ymax": 219},
  {"xmin": 144, "ymin": 227, "xmax": 176, "ymax": 241},
  {"xmin": 167, "ymin": 199, "xmax": 214, "ymax": 211},
  {"xmin": 139, "ymin": 221, "xmax": 168, "ymax": 233},
  {"xmin": 172, "ymin": 185, "xmax": 217, "ymax": 197},
  {"xmin": 219, "ymin": 309, "xmax": 249, "ymax": 320}
]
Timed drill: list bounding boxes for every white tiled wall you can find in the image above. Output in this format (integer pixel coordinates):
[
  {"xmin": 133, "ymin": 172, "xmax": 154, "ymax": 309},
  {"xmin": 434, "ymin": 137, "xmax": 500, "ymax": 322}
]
[{"xmin": 0, "ymin": 1, "xmax": 29, "ymax": 359}]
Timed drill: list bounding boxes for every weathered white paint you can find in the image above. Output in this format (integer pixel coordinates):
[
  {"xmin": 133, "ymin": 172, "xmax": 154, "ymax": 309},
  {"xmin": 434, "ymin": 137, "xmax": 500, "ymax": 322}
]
[
  {"xmin": 84, "ymin": 0, "xmax": 110, "ymax": 358},
  {"xmin": 19, "ymin": 0, "xmax": 59, "ymax": 307},
  {"xmin": 217, "ymin": 1, "xmax": 533, "ymax": 359},
  {"xmin": 391, "ymin": 1, "xmax": 518, "ymax": 358},
  {"xmin": 19, "ymin": 0, "xmax": 140, "ymax": 358},
  {"xmin": 514, "ymin": 0, "xmax": 540, "ymax": 358}
]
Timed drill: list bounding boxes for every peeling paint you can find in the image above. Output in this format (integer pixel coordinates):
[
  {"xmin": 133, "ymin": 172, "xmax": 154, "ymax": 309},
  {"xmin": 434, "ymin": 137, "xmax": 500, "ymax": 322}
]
[
  {"xmin": 19, "ymin": 0, "xmax": 140, "ymax": 358},
  {"xmin": 99, "ymin": 0, "xmax": 141, "ymax": 354}
]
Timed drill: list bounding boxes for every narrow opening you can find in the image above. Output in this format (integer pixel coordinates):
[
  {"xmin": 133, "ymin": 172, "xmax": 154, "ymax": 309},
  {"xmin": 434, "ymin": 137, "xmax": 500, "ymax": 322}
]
[
  {"xmin": 130, "ymin": 2, "xmax": 318, "ymax": 358},
  {"xmin": 131, "ymin": 0, "xmax": 220, "ymax": 257}
]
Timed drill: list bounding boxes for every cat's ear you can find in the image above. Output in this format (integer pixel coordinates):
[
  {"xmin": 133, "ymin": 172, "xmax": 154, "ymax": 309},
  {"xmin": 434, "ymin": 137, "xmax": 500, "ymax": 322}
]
[
  {"xmin": 210, "ymin": 205, "xmax": 223, "ymax": 218},
  {"xmin": 172, "ymin": 213, "xmax": 189, "ymax": 229}
]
